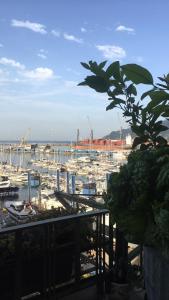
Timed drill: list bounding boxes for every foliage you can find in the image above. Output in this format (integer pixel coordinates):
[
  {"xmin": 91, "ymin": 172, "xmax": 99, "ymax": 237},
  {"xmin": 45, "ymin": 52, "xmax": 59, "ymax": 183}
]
[
  {"xmin": 105, "ymin": 148, "xmax": 169, "ymax": 256},
  {"xmin": 79, "ymin": 60, "xmax": 169, "ymax": 149},
  {"xmin": 79, "ymin": 60, "xmax": 169, "ymax": 257}
]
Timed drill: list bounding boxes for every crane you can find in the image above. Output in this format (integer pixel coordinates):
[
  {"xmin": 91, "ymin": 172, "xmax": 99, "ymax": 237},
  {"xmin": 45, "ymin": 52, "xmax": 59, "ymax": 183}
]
[
  {"xmin": 87, "ymin": 116, "xmax": 93, "ymax": 142},
  {"xmin": 20, "ymin": 128, "xmax": 31, "ymax": 146},
  {"xmin": 76, "ymin": 129, "xmax": 80, "ymax": 145}
]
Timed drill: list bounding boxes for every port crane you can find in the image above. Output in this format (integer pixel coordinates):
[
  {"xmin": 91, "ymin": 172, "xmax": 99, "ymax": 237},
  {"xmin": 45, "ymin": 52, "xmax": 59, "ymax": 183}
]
[
  {"xmin": 20, "ymin": 128, "xmax": 31, "ymax": 146},
  {"xmin": 87, "ymin": 116, "xmax": 93, "ymax": 142}
]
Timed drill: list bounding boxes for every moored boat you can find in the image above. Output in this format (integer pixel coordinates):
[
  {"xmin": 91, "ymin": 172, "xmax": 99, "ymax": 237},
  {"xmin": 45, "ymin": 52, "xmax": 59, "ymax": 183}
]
[
  {"xmin": 0, "ymin": 176, "xmax": 10, "ymax": 188},
  {"xmin": 6, "ymin": 201, "xmax": 36, "ymax": 221}
]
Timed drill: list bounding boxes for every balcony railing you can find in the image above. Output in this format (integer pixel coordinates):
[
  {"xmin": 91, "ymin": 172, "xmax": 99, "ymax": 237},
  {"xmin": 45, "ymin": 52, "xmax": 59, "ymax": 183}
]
[{"xmin": 0, "ymin": 209, "xmax": 112, "ymax": 300}]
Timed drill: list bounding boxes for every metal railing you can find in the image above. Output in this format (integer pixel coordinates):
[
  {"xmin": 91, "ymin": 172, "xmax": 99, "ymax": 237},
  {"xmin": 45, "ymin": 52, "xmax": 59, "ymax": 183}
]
[{"xmin": 0, "ymin": 209, "xmax": 111, "ymax": 300}]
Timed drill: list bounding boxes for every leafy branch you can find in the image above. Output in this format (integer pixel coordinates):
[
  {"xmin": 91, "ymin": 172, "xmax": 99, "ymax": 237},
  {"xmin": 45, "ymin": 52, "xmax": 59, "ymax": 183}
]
[{"xmin": 79, "ymin": 60, "xmax": 169, "ymax": 149}]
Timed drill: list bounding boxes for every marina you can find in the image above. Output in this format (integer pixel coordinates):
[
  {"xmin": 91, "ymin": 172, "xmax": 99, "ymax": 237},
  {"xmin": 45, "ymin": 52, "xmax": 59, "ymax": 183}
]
[{"xmin": 0, "ymin": 141, "xmax": 130, "ymax": 228}]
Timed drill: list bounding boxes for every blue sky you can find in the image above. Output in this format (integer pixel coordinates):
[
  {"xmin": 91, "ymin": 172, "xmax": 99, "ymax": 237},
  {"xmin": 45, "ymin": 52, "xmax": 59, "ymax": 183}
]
[{"xmin": 0, "ymin": 0, "xmax": 169, "ymax": 141}]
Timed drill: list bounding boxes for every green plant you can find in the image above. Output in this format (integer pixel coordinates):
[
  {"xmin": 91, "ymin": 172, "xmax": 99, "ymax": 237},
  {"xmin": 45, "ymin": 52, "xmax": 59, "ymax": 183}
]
[
  {"xmin": 79, "ymin": 60, "xmax": 169, "ymax": 257},
  {"xmin": 79, "ymin": 61, "xmax": 169, "ymax": 149}
]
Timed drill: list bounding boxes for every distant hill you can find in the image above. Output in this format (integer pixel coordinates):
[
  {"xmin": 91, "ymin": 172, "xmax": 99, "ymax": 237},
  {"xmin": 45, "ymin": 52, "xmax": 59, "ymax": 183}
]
[
  {"xmin": 103, "ymin": 128, "xmax": 132, "ymax": 140},
  {"xmin": 103, "ymin": 120, "xmax": 169, "ymax": 140}
]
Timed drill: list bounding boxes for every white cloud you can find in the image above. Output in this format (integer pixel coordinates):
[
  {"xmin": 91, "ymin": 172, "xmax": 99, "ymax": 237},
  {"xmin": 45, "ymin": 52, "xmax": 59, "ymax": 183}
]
[
  {"xmin": 116, "ymin": 25, "xmax": 135, "ymax": 33},
  {"xmin": 96, "ymin": 45, "xmax": 126, "ymax": 59},
  {"xmin": 51, "ymin": 30, "xmax": 60, "ymax": 37},
  {"xmin": 81, "ymin": 27, "xmax": 87, "ymax": 33},
  {"xmin": 37, "ymin": 53, "xmax": 47, "ymax": 59},
  {"xmin": 22, "ymin": 67, "xmax": 54, "ymax": 80},
  {"xmin": 63, "ymin": 33, "xmax": 83, "ymax": 43},
  {"xmin": 0, "ymin": 43, "xmax": 3, "ymax": 47},
  {"xmin": 11, "ymin": 19, "xmax": 47, "ymax": 34},
  {"xmin": 0, "ymin": 57, "xmax": 25, "ymax": 69},
  {"xmin": 40, "ymin": 49, "xmax": 48, "ymax": 54},
  {"xmin": 38, "ymin": 49, "xmax": 48, "ymax": 59}
]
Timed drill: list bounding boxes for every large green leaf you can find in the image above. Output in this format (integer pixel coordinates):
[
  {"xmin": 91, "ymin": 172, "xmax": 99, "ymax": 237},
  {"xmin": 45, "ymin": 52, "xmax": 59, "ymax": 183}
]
[
  {"xmin": 106, "ymin": 61, "xmax": 121, "ymax": 80},
  {"xmin": 80, "ymin": 62, "xmax": 90, "ymax": 70},
  {"xmin": 99, "ymin": 61, "xmax": 107, "ymax": 69},
  {"xmin": 79, "ymin": 75, "xmax": 110, "ymax": 93},
  {"xmin": 141, "ymin": 88, "xmax": 156, "ymax": 100},
  {"xmin": 146, "ymin": 91, "xmax": 169, "ymax": 110},
  {"xmin": 150, "ymin": 90, "xmax": 169, "ymax": 101},
  {"xmin": 88, "ymin": 61, "xmax": 107, "ymax": 77},
  {"xmin": 106, "ymin": 98, "xmax": 125, "ymax": 111},
  {"xmin": 121, "ymin": 64, "xmax": 154, "ymax": 85},
  {"xmin": 106, "ymin": 101, "xmax": 117, "ymax": 111},
  {"xmin": 152, "ymin": 104, "xmax": 169, "ymax": 117}
]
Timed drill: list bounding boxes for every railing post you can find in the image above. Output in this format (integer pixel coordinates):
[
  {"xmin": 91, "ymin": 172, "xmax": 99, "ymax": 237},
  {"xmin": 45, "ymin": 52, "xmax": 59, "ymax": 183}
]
[
  {"xmin": 71, "ymin": 175, "xmax": 76, "ymax": 195},
  {"xmin": 56, "ymin": 169, "xmax": 60, "ymax": 192},
  {"xmin": 66, "ymin": 171, "xmax": 70, "ymax": 194},
  {"xmin": 105, "ymin": 213, "xmax": 114, "ymax": 293},
  {"xmin": 74, "ymin": 219, "xmax": 81, "ymax": 287},
  {"xmin": 96, "ymin": 213, "xmax": 104, "ymax": 295},
  {"xmin": 115, "ymin": 227, "xmax": 128, "ymax": 283},
  {"xmin": 102, "ymin": 213, "xmax": 106, "ymax": 277},
  {"xmin": 41, "ymin": 224, "xmax": 49, "ymax": 299},
  {"xmin": 14, "ymin": 230, "xmax": 22, "ymax": 300}
]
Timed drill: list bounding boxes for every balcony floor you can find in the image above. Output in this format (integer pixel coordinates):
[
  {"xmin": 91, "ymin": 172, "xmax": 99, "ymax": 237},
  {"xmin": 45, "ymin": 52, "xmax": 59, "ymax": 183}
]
[{"xmin": 61, "ymin": 285, "xmax": 145, "ymax": 300}]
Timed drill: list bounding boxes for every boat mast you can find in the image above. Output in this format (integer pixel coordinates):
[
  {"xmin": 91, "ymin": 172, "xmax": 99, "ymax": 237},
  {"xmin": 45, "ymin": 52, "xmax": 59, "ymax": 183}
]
[
  {"xmin": 28, "ymin": 171, "xmax": 31, "ymax": 202},
  {"xmin": 9, "ymin": 145, "xmax": 12, "ymax": 166}
]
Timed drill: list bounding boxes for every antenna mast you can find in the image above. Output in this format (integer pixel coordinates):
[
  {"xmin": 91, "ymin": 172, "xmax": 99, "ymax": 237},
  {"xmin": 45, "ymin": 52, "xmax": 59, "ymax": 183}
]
[{"xmin": 76, "ymin": 129, "xmax": 80, "ymax": 145}]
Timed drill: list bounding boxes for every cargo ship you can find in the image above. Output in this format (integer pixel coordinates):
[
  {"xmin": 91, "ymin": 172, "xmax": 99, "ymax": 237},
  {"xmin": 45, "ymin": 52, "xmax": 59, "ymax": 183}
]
[{"xmin": 73, "ymin": 134, "xmax": 132, "ymax": 151}]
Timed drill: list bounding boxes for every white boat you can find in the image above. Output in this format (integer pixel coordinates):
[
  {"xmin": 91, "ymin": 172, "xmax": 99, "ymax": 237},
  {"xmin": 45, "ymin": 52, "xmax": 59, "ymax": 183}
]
[
  {"xmin": 6, "ymin": 201, "xmax": 36, "ymax": 220},
  {"xmin": 0, "ymin": 176, "xmax": 11, "ymax": 188},
  {"xmin": 11, "ymin": 173, "xmax": 28, "ymax": 184}
]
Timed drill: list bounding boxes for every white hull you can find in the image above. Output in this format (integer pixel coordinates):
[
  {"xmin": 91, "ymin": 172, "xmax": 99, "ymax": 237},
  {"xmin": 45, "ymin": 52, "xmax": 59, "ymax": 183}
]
[{"xmin": 0, "ymin": 180, "xmax": 10, "ymax": 188}]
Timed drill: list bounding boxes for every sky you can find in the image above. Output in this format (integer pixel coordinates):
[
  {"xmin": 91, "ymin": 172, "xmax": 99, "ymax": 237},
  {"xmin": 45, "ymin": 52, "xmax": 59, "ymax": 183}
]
[{"xmin": 0, "ymin": 0, "xmax": 169, "ymax": 141}]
